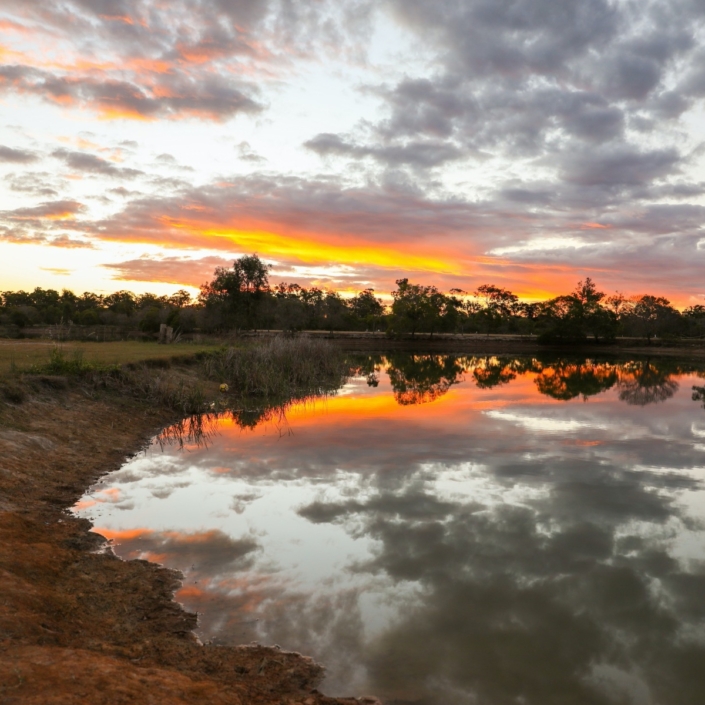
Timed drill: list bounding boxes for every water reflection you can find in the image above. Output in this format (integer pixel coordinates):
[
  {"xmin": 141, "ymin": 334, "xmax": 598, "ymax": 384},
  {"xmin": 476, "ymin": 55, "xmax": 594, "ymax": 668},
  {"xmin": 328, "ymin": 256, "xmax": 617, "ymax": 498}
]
[
  {"xmin": 387, "ymin": 354, "xmax": 466, "ymax": 405},
  {"xmin": 350, "ymin": 354, "xmax": 692, "ymax": 409},
  {"xmin": 75, "ymin": 354, "xmax": 705, "ymax": 704}
]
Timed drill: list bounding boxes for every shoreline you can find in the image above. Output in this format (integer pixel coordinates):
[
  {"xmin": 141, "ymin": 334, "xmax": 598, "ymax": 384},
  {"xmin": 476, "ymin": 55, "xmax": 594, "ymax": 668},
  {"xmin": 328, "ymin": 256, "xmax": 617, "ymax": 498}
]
[{"xmin": 0, "ymin": 370, "xmax": 376, "ymax": 705}]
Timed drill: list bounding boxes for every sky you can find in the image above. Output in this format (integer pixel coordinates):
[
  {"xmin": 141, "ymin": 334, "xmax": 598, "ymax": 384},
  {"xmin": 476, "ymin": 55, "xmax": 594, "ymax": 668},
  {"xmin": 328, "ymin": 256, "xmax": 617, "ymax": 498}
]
[{"xmin": 1, "ymin": 0, "xmax": 705, "ymax": 305}]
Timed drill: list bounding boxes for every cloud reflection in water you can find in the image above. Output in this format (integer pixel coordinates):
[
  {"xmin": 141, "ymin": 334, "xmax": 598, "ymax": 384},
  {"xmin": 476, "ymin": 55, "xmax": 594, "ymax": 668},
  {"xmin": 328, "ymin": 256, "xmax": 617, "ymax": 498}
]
[{"xmin": 75, "ymin": 355, "xmax": 705, "ymax": 704}]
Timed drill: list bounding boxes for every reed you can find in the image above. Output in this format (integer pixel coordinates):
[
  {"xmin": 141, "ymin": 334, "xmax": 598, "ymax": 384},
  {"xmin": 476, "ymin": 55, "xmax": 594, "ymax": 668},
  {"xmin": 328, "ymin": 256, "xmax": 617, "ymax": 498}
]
[{"xmin": 203, "ymin": 336, "xmax": 347, "ymax": 399}]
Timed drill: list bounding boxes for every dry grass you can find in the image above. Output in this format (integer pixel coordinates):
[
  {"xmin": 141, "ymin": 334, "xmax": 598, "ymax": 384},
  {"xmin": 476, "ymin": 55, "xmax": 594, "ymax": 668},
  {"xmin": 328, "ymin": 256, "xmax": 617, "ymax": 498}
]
[{"xmin": 203, "ymin": 336, "xmax": 347, "ymax": 398}]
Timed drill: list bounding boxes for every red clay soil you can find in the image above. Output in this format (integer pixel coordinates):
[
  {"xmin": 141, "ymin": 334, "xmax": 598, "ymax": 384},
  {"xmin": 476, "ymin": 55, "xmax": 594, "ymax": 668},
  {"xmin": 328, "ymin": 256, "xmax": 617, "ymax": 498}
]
[{"xmin": 0, "ymin": 377, "xmax": 379, "ymax": 705}]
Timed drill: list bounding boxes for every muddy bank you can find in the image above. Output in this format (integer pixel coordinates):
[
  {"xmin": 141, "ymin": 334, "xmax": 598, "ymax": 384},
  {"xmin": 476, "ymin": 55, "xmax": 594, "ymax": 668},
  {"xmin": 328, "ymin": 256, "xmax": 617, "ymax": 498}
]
[{"xmin": 0, "ymin": 375, "xmax": 377, "ymax": 704}]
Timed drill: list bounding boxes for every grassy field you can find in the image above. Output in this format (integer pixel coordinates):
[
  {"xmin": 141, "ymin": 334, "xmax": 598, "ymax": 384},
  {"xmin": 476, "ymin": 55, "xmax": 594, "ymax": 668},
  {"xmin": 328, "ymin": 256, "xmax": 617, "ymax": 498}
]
[{"xmin": 0, "ymin": 340, "xmax": 218, "ymax": 374}]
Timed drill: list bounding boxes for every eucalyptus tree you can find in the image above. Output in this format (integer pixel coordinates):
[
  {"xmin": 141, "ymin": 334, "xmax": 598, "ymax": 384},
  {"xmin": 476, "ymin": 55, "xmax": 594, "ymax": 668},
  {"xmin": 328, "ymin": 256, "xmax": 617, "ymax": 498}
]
[
  {"xmin": 474, "ymin": 284, "xmax": 519, "ymax": 334},
  {"xmin": 199, "ymin": 254, "xmax": 271, "ymax": 330},
  {"xmin": 390, "ymin": 279, "xmax": 445, "ymax": 337}
]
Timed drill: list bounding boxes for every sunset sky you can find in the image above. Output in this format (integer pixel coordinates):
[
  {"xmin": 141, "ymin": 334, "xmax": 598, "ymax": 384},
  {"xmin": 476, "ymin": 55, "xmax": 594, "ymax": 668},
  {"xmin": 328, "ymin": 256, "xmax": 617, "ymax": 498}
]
[{"xmin": 1, "ymin": 0, "xmax": 704, "ymax": 305}]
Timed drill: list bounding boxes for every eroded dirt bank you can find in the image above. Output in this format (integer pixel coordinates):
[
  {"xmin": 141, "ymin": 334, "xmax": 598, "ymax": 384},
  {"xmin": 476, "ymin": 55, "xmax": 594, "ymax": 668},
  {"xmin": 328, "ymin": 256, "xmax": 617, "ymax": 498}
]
[{"xmin": 0, "ymin": 377, "xmax": 377, "ymax": 705}]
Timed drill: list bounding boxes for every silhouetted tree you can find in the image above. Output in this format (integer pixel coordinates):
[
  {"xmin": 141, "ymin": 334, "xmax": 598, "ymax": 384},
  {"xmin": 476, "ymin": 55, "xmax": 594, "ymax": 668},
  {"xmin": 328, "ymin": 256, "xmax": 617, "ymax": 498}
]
[
  {"xmin": 474, "ymin": 284, "xmax": 519, "ymax": 335},
  {"xmin": 389, "ymin": 279, "xmax": 445, "ymax": 337},
  {"xmin": 628, "ymin": 295, "xmax": 680, "ymax": 342},
  {"xmin": 199, "ymin": 254, "xmax": 271, "ymax": 330},
  {"xmin": 349, "ymin": 289, "xmax": 385, "ymax": 330}
]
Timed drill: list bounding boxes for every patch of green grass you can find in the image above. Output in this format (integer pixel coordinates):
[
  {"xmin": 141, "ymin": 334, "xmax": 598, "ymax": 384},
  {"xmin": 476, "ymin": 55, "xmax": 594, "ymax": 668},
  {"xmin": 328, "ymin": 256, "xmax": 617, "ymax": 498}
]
[
  {"xmin": 30, "ymin": 347, "xmax": 107, "ymax": 376},
  {"xmin": 0, "ymin": 340, "xmax": 217, "ymax": 376}
]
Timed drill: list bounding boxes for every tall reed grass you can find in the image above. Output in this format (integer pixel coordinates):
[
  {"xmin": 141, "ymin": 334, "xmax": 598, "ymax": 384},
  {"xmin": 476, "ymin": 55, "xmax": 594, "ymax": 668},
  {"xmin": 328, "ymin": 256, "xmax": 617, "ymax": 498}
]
[{"xmin": 203, "ymin": 336, "xmax": 348, "ymax": 399}]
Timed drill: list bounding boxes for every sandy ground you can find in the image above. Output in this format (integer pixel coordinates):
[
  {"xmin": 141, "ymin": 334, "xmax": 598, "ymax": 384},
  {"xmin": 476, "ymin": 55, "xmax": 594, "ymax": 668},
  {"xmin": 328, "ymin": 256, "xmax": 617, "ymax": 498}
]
[{"xmin": 0, "ymin": 376, "xmax": 378, "ymax": 705}]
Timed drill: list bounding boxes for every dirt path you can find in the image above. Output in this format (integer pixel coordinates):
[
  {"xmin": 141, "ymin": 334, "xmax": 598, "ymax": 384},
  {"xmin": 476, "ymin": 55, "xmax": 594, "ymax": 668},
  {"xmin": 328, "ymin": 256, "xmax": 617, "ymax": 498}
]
[{"xmin": 0, "ymin": 377, "xmax": 377, "ymax": 705}]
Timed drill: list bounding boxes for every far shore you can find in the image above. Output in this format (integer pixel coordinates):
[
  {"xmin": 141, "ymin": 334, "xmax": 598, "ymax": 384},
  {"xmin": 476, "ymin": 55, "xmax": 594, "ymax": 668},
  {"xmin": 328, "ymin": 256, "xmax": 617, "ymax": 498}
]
[
  {"xmin": 2, "ymin": 330, "xmax": 705, "ymax": 362},
  {"xmin": 236, "ymin": 330, "xmax": 705, "ymax": 358}
]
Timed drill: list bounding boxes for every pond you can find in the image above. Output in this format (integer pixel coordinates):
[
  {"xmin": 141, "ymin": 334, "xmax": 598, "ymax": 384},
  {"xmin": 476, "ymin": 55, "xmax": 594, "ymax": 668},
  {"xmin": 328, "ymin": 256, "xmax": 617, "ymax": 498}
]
[{"xmin": 74, "ymin": 354, "xmax": 705, "ymax": 704}]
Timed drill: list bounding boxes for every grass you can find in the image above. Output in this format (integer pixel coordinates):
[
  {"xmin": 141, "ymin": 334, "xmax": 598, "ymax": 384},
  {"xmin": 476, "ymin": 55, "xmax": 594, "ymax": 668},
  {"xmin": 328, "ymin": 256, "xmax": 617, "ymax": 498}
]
[
  {"xmin": 0, "ymin": 340, "xmax": 218, "ymax": 375},
  {"xmin": 202, "ymin": 336, "xmax": 348, "ymax": 398}
]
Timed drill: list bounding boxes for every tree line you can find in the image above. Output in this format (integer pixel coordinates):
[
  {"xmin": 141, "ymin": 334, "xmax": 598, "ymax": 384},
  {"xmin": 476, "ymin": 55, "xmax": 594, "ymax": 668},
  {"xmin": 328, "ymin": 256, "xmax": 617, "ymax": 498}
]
[{"xmin": 2, "ymin": 254, "xmax": 705, "ymax": 341}]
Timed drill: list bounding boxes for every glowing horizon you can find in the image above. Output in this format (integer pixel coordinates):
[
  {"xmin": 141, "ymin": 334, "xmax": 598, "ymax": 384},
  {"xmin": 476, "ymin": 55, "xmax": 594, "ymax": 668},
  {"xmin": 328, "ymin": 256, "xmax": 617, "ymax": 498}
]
[{"xmin": 1, "ymin": 2, "xmax": 704, "ymax": 306}]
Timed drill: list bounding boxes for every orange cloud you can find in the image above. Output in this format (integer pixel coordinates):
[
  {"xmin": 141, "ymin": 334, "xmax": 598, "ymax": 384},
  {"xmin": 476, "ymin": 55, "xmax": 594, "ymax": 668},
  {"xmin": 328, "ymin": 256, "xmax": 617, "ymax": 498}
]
[
  {"xmin": 5, "ymin": 200, "xmax": 85, "ymax": 221},
  {"xmin": 580, "ymin": 222, "xmax": 612, "ymax": 230},
  {"xmin": 99, "ymin": 15, "xmax": 136, "ymax": 25}
]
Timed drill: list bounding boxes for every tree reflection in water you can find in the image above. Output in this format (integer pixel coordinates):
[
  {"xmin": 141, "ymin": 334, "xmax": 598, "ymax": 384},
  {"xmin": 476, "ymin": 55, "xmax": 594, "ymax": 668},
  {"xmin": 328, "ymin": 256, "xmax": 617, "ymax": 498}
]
[
  {"xmin": 387, "ymin": 354, "xmax": 466, "ymax": 405},
  {"xmin": 534, "ymin": 361, "xmax": 618, "ymax": 400},
  {"xmin": 85, "ymin": 353, "xmax": 705, "ymax": 705},
  {"xmin": 383, "ymin": 354, "xmax": 688, "ymax": 407},
  {"xmin": 617, "ymin": 360, "xmax": 679, "ymax": 406},
  {"xmin": 157, "ymin": 358, "xmax": 696, "ymax": 451}
]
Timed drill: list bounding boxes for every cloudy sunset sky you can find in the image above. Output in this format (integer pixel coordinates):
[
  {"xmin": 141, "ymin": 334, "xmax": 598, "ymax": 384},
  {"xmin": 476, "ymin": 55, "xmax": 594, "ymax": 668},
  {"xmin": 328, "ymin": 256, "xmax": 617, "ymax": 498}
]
[{"xmin": 1, "ymin": 0, "xmax": 705, "ymax": 304}]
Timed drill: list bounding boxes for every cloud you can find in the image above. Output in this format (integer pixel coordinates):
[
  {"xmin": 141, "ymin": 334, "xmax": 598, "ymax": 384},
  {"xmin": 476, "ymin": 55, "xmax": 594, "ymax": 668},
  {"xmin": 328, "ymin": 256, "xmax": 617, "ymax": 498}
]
[
  {"xmin": 0, "ymin": 145, "xmax": 38, "ymax": 163},
  {"xmin": 40, "ymin": 267, "xmax": 72, "ymax": 275},
  {"xmin": 0, "ymin": 0, "xmax": 372, "ymax": 122},
  {"xmin": 99, "ymin": 527, "xmax": 260, "ymax": 575},
  {"xmin": 48, "ymin": 234, "xmax": 95, "ymax": 249},
  {"xmin": 6, "ymin": 171, "xmax": 60, "ymax": 197},
  {"xmin": 2, "ymin": 199, "xmax": 85, "ymax": 220},
  {"xmin": 108, "ymin": 187, "xmax": 139, "ymax": 197},
  {"xmin": 52, "ymin": 148, "xmax": 143, "ymax": 178},
  {"xmin": 305, "ymin": 133, "xmax": 465, "ymax": 168},
  {"xmin": 560, "ymin": 145, "xmax": 681, "ymax": 188},
  {"xmin": 236, "ymin": 141, "xmax": 266, "ymax": 163},
  {"xmin": 1, "ymin": 0, "xmax": 704, "ymax": 303},
  {"xmin": 102, "ymin": 255, "xmax": 232, "ymax": 286}
]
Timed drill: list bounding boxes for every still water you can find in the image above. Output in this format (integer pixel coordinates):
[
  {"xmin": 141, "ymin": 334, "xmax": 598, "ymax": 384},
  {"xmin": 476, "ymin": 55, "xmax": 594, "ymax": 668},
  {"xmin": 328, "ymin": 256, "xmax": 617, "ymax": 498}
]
[{"xmin": 75, "ymin": 355, "xmax": 705, "ymax": 704}]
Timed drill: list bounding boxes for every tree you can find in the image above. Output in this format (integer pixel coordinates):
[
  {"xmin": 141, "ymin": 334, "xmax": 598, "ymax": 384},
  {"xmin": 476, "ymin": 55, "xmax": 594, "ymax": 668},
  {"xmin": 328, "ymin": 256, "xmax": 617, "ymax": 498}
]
[
  {"xmin": 683, "ymin": 305, "xmax": 705, "ymax": 338},
  {"xmin": 630, "ymin": 295, "xmax": 679, "ymax": 342},
  {"xmin": 537, "ymin": 295, "xmax": 585, "ymax": 342},
  {"xmin": 572, "ymin": 278, "xmax": 616, "ymax": 341},
  {"xmin": 321, "ymin": 291, "xmax": 347, "ymax": 332},
  {"xmin": 536, "ymin": 279, "xmax": 616, "ymax": 343},
  {"xmin": 169, "ymin": 290, "xmax": 192, "ymax": 308},
  {"xmin": 104, "ymin": 291, "xmax": 136, "ymax": 317},
  {"xmin": 199, "ymin": 254, "xmax": 271, "ymax": 330},
  {"xmin": 474, "ymin": 284, "xmax": 519, "ymax": 335},
  {"xmin": 534, "ymin": 361, "xmax": 618, "ymax": 400},
  {"xmin": 389, "ymin": 279, "xmax": 445, "ymax": 337},
  {"xmin": 617, "ymin": 360, "xmax": 678, "ymax": 405},
  {"xmin": 349, "ymin": 289, "xmax": 385, "ymax": 330},
  {"xmin": 471, "ymin": 357, "xmax": 517, "ymax": 388}
]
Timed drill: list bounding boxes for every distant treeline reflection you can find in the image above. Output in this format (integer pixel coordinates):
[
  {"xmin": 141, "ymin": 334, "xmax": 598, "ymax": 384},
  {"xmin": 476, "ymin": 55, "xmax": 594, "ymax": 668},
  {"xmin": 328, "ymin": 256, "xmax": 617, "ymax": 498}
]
[
  {"xmin": 159, "ymin": 355, "xmax": 705, "ymax": 448},
  {"xmin": 353, "ymin": 354, "xmax": 705, "ymax": 408}
]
